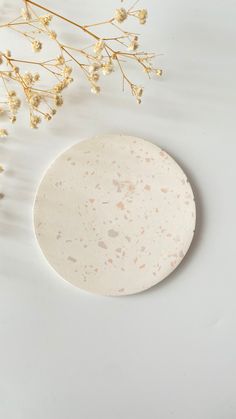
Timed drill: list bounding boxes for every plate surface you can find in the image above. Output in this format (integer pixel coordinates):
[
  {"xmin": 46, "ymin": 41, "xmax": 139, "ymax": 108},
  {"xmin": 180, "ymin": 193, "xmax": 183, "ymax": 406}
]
[{"xmin": 34, "ymin": 135, "xmax": 196, "ymax": 295}]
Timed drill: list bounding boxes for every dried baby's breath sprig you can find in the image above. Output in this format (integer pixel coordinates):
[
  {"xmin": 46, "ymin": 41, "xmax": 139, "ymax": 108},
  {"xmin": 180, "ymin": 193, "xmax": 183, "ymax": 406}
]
[
  {"xmin": 102, "ymin": 59, "xmax": 114, "ymax": 75},
  {"xmin": 0, "ymin": 0, "xmax": 162, "ymax": 139},
  {"xmin": 31, "ymin": 40, "xmax": 42, "ymax": 52},
  {"xmin": 132, "ymin": 84, "xmax": 143, "ymax": 104},
  {"xmin": 54, "ymin": 94, "xmax": 63, "ymax": 106},
  {"xmin": 39, "ymin": 14, "xmax": 52, "ymax": 26},
  {"xmin": 156, "ymin": 69, "xmax": 163, "ymax": 77},
  {"xmin": 114, "ymin": 8, "xmax": 128, "ymax": 23},
  {"xmin": 30, "ymin": 114, "xmax": 41, "ymax": 129},
  {"xmin": 115, "ymin": 6, "xmax": 148, "ymax": 24},
  {"xmin": 0, "ymin": 129, "xmax": 8, "ymax": 137},
  {"xmin": 128, "ymin": 35, "xmax": 139, "ymax": 51},
  {"xmin": 137, "ymin": 9, "xmax": 148, "ymax": 24}
]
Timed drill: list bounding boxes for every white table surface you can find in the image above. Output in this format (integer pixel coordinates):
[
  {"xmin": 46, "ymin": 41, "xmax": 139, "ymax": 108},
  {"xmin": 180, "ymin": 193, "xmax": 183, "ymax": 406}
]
[{"xmin": 0, "ymin": 0, "xmax": 236, "ymax": 418}]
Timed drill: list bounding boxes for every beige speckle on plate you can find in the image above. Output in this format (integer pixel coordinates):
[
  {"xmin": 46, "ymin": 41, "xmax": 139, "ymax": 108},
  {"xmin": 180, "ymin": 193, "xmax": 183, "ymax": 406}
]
[{"xmin": 33, "ymin": 135, "xmax": 196, "ymax": 296}]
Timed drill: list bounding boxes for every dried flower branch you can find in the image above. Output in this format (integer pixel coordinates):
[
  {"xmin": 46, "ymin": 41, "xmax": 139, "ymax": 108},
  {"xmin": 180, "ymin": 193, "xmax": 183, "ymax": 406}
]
[{"xmin": 0, "ymin": 0, "xmax": 162, "ymax": 137}]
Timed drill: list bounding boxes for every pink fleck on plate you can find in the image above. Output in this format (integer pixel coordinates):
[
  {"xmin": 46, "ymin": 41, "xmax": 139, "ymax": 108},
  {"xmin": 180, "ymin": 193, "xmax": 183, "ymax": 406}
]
[{"xmin": 33, "ymin": 135, "xmax": 196, "ymax": 296}]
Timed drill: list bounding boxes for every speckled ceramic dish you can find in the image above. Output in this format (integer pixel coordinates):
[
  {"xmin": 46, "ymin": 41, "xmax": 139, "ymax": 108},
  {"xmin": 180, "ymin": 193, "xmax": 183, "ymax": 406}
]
[{"xmin": 34, "ymin": 135, "xmax": 196, "ymax": 296}]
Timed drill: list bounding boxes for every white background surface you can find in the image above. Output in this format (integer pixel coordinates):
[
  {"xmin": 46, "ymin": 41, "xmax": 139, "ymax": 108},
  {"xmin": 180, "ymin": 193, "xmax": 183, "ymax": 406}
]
[{"xmin": 0, "ymin": 0, "xmax": 236, "ymax": 418}]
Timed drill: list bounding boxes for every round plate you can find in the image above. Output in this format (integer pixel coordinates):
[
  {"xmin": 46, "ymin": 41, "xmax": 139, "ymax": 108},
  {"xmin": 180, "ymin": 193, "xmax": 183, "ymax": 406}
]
[{"xmin": 34, "ymin": 135, "xmax": 196, "ymax": 296}]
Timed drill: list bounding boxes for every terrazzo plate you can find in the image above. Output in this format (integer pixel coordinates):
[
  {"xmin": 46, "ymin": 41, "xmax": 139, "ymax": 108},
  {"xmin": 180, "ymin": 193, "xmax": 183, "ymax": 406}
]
[{"xmin": 34, "ymin": 135, "xmax": 196, "ymax": 296}]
